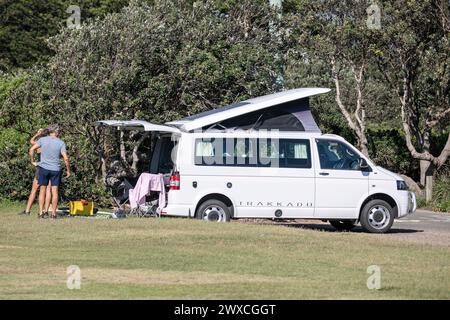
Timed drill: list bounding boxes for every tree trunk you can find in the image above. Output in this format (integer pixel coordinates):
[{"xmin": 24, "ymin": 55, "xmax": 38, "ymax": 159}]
[
  {"xmin": 425, "ymin": 164, "xmax": 435, "ymax": 203},
  {"xmin": 399, "ymin": 174, "xmax": 423, "ymax": 197},
  {"xmin": 131, "ymin": 132, "xmax": 149, "ymax": 174},
  {"xmin": 119, "ymin": 131, "xmax": 127, "ymax": 163},
  {"xmin": 358, "ymin": 134, "xmax": 369, "ymax": 157},
  {"xmin": 419, "ymin": 129, "xmax": 433, "ymax": 200},
  {"xmin": 100, "ymin": 156, "xmax": 107, "ymax": 181},
  {"xmin": 331, "ymin": 58, "xmax": 369, "ymax": 157},
  {"xmin": 419, "ymin": 159, "xmax": 431, "ymax": 186}
]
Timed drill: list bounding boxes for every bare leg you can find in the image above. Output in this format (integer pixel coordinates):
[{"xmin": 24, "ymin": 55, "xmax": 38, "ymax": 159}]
[
  {"xmin": 51, "ymin": 186, "xmax": 59, "ymax": 217},
  {"xmin": 44, "ymin": 181, "xmax": 52, "ymax": 213},
  {"xmin": 38, "ymin": 185, "xmax": 47, "ymax": 216},
  {"xmin": 25, "ymin": 178, "xmax": 39, "ymax": 213}
]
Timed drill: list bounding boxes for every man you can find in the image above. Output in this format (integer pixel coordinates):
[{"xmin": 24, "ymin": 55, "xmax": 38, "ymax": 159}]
[{"xmin": 29, "ymin": 125, "xmax": 71, "ymax": 219}]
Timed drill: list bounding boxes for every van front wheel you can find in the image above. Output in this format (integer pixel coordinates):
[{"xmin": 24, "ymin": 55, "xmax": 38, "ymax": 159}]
[
  {"xmin": 196, "ymin": 200, "xmax": 231, "ymax": 223},
  {"xmin": 360, "ymin": 199, "xmax": 394, "ymax": 233}
]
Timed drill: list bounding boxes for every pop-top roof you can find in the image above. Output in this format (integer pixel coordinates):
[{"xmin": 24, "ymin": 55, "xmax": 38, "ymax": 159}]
[
  {"xmin": 167, "ymin": 87, "xmax": 330, "ymax": 132},
  {"xmin": 96, "ymin": 88, "xmax": 330, "ymax": 133}
]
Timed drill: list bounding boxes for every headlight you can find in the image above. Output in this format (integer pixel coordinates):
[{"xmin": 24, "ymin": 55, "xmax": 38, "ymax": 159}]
[{"xmin": 397, "ymin": 180, "xmax": 408, "ymax": 190}]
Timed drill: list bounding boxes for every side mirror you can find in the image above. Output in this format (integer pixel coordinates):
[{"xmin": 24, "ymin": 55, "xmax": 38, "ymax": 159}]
[{"xmin": 359, "ymin": 158, "xmax": 369, "ymax": 169}]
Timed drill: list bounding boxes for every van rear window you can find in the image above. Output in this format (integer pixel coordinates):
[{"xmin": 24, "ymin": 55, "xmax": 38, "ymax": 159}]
[{"xmin": 194, "ymin": 138, "xmax": 311, "ymax": 168}]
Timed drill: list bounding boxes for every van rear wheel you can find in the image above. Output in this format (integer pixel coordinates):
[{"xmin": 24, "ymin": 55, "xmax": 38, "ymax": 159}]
[
  {"xmin": 329, "ymin": 220, "xmax": 356, "ymax": 231},
  {"xmin": 360, "ymin": 199, "xmax": 394, "ymax": 233},
  {"xmin": 196, "ymin": 199, "xmax": 231, "ymax": 223}
]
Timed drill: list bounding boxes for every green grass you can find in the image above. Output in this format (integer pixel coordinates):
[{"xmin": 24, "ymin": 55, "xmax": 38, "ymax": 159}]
[{"xmin": 0, "ymin": 202, "xmax": 449, "ymax": 299}]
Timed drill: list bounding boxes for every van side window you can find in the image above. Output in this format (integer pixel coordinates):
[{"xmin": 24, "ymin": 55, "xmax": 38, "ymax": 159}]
[
  {"xmin": 280, "ymin": 139, "xmax": 311, "ymax": 168},
  {"xmin": 316, "ymin": 139, "xmax": 361, "ymax": 170},
  {"xmin": 195, "ymin": 138, "xmax": 310, "ymax": 168},
  {"xmin": 195, "ymin": 138, "xmax": 256, "ymax": 166},
  {"xmin": 258, "ymin": 139, "xmax": 280, "ymax": 167},
  {"xmin": 195, "ymin": 138, "xmax": 221, "ymax": 165}
]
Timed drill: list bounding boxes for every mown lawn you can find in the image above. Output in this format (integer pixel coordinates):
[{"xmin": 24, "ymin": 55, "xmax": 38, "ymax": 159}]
[{"xmin": 0, "ymin": 202, "xmax": 449, "ymax": 299}]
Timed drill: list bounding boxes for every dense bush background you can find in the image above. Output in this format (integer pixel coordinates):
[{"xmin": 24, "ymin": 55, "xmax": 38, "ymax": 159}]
[{"xmin": 0, "ymin": 0, "xmax": 448, "ymax": 210}]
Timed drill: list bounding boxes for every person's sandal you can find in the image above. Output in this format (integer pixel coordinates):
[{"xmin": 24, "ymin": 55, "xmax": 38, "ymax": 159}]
[
  {"xmin": 38, "ymin": 212, "xmax": 48, "ymax": 219},
  {"xmin": 18, "ymin": 211, "xmax": 30, "ymax": 216}
]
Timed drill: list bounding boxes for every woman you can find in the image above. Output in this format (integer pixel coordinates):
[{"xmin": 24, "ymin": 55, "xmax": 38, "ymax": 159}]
[{"xmin": 18, "ymin": 128, "xmax": 52, "ymax": 216}]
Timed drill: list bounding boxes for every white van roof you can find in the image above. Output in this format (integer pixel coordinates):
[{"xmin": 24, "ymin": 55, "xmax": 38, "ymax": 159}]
[
  {"xmin": 96, "ymin": 88, "xmax": 330, "ymax": 133},
  {"xmin": 167, "ymin": 88, "xmax": 330, "ymax": 132}
]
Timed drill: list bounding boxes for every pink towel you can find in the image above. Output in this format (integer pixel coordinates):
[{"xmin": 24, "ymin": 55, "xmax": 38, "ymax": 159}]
[{"xmin": 129, "ymin": 173, "xmax": 166, "ymax": 210}]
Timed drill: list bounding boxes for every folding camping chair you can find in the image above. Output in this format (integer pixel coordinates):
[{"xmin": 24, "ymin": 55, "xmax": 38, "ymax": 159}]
[
  {"xmin": 109, "ymin": 177, "xmax": 134, "ymax": 209},
  {"xmin": 106, "ymin": 175, "xmax": 159, "ymax": 217}
]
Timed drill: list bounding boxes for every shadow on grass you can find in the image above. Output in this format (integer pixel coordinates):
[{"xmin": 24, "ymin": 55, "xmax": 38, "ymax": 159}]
[{"xmin": 281, "ymin": 223, "xmax": 423, "ymax": 234}]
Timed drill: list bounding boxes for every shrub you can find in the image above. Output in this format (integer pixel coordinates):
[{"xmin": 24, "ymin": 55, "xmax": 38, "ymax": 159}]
[
  {"xmin": 432, "ymin": 174, "xmax": 450, "ymax": 212},
  {"xmin": 0, "ymin": 128, "xmax": 34, "ymax": 199},
  {"xmin": 0, "ymin": 0, "xmax": 288, "ymax": 204}
]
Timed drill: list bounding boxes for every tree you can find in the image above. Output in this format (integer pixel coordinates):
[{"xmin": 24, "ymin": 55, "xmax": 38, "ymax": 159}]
[
  {"xmin": 286, "ymin": 0, "xmax": 386, "ymax": 156},
  {"xmin": 0, "ymin": 0, "xmax": 288, "ymax": 202},
  {"xmin": 0, "ymin": 0, "xmax": 130, "ymax": 72},
  {"xmin": 375, "ymin": 0, "xmax": 450, "ymax": 202},
  {"xmin": 0, "ymin": 69, "xmax": 53, "ymax": 199}
]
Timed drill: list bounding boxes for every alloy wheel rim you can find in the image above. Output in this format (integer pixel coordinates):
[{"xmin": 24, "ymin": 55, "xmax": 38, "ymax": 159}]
[
  {"xmin": 368, "ymin": 205, "xmax": 391, "ymax": 229},
  {"xmin": 202, "ymin": 206, "xmax": 226, "ymax": 222}
]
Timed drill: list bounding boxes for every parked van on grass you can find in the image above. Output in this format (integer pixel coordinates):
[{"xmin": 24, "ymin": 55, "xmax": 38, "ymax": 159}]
[{"xmin": 98, "ymin": 88, "xmax": 417, "ymax": 233}]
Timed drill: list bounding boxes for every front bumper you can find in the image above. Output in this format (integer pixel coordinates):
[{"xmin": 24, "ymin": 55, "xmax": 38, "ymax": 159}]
[
  {"xmin": 397, "ymin": 191, "xmax": 417, "ymax": 218},
  {"xmin": 408, "ymin": 191, "xmax": 417, "ymax": 214}
]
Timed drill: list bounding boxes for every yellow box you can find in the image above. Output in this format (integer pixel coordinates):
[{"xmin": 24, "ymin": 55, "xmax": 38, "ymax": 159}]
[{"xmin": 69, "ymin": 200, "xmax": 94, "ymax": 216}]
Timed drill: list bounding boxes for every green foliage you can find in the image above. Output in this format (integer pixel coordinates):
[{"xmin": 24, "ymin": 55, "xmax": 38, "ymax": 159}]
[
  {"xmin": 0, "ymin": 70, "xmax": 51, "ymax": 200},
  {"xmin": 432, "ymin": 174, "xmax": 450, "ymax": 212},
  {"xmin": 0, "ymin": 128, "xmax": 33, "ymax": 199},
  {"xmin": 0, "ymin": 71, "xmax": 28, "ymax": 116},
  {"xmin": 0, "ymin": 0, "xmax": 287, "ymax": 203},
  {"xmin": 367, "ymin": 127, "xmax": 419, "ymax": 177},
  {"xmin": 0, "ymin": 68, "xmax": 51, "ymax": 131},
  {"xmin": 416, "ymin": 195, "xmax": 427, "ymax": 209},
  {"xmin": 0, "ymin": 0, "xmax": 131, "ymax": 71},
  {"xmin": 374, "ymin": 0, "xmax": 450, "ymax": 178},
  {"xmin": 0, "ymin": 0, "xmax": 63, "ymax": 70},
  {"xmin": 0, "ymin": 0, "xmax": 448, "ymax": 205}
]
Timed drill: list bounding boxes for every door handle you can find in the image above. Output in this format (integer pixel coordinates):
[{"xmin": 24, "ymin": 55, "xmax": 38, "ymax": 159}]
[{"xmin": 319, "ymin": 172, "xmax": 329, "ymax": 176}]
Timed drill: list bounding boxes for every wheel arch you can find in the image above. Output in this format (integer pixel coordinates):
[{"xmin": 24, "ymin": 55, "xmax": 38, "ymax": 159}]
[
  {"xmin": 359, "ymin": 193, "xmax": 399, "ymax": 220},
  {"xmin": 194, "ymin": 193, "xmax": 235, "ymax": 218}
]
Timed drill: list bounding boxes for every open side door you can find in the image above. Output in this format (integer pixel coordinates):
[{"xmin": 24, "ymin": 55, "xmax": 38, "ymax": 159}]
[{"xmin": 95, "ymin": 120, "xmax": 180, "ymax": 134}]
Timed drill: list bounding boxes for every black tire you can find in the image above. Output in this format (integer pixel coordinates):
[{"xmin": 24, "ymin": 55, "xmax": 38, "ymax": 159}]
[
  {"xmin": 329, "ymin": 220, "xmax": 356, "ymax": 231},
  {"xmin": 196, "ymin": 199, "xmax": 231, "ymax": 222},
  {"xmin": 360, "ymin": 199, "xmax": 394, "ymax": 233}
]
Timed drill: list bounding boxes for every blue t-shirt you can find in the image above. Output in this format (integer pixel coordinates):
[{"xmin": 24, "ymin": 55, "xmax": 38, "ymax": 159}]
[{"xmin": 37, "ymin": 136, "xmax": 67, "ymax": 171}]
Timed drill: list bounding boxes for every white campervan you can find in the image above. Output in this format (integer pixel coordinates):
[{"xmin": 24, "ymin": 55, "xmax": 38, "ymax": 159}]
[{"xmin": 98, "ymin": 88, "xmax": 416, "ymax": 233}]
